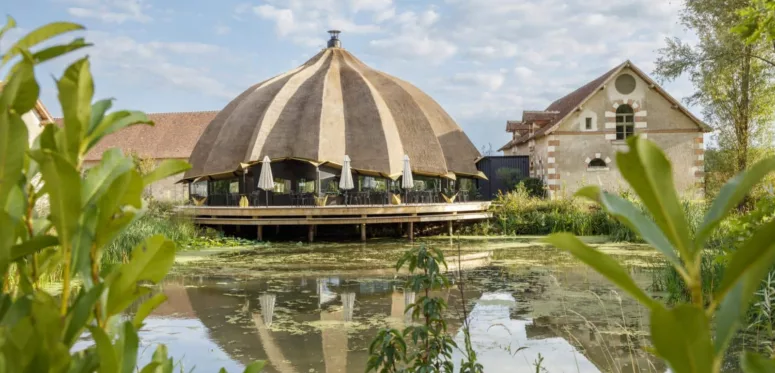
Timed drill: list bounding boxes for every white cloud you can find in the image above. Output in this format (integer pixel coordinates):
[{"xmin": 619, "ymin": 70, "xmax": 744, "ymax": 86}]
[
  {"xmin": 370, "ymin": 34, "xmax": 457, "ymax": 63},
  {"xmin": 254, "ymin": 5, "xmax": 306, "ymax": 37},
  {"xmin": 351, "ymin": 0, "xmax": 393, "ymax": 13},
  {"xmin": 66, "ymin": 0, "xmax": 152, "ymax": 24},
  {"xmin": 451, "ymin": 72, "xmax": 505, "ymax": 91},
  {"xmin": 214, "ymin": 25, "xmax": 231, "ymax": 35},
  {"xmin": 85, "ymin": 32, "xmax": 236, "ymax": 99}
]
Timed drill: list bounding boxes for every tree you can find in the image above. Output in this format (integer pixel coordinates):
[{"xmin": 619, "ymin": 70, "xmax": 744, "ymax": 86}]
[
  {"xmin": 735, "ymin": 0, "xmax": 775, "ymax": 56},
  {"xmin": 655, "ymin": 0, "xmax": 775, "ymax": 174}
]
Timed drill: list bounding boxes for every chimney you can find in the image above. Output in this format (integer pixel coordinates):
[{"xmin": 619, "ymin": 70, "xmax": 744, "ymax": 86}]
[{"xmin": 327, "ymin": 30, "xmax": 341, "ymax": 48}]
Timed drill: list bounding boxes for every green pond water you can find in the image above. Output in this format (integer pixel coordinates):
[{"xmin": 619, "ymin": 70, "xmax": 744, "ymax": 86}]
[{"xmin": 124, "ymin": 238, "xmax": 669, "ymax": 373}]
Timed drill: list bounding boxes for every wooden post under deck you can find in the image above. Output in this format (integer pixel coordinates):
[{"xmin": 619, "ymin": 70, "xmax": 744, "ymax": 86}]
[
  {"xmin": 408, "ymin": 222, "xmax": 414, "ymax": 241},
  {"xmin": 360, "ymin": 215, "xmax": 367, "ymax": 242},
  {"xmin": 308, "ymin": 225, "xmax": 315, "ymax": 243},
  {"xmin": 257, "ymin": 225, "xmax": 263, "ymax": 241},
  {"xmin": 448, "ymin": 221, "xmax": 453, "ymax": 236}
]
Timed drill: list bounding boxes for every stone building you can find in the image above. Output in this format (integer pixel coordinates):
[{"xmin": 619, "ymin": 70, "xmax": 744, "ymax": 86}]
[{"xmin": 499, "ymin": 60, "xmax": 711, "ymax": 198}]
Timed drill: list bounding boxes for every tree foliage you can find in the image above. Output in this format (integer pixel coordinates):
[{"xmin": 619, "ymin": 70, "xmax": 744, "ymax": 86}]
[
  {"xmin": 547, "ymin": 135, "xmax": 775, "ymax": 372},
  {"xmin": 654, "ymin": 0, "xmax": 775, "ymax": 174},
  {"xmin": 0, "ymin": 17, "xmax": 262, "ymax": 372}
]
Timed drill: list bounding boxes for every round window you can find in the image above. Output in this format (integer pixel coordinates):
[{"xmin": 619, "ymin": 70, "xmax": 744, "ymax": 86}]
[{"xmin": 615, "ymin": 74, "xmax": 636, "ymax": 95}]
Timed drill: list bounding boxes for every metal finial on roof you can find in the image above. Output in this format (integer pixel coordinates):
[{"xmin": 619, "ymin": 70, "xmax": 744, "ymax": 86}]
[{"xmin": 327, "ymin": 30, "xmax": 341, "ymax": 48}]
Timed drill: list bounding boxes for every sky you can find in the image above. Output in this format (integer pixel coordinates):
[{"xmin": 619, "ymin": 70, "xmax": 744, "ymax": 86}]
[{"xmin": 3, "ymin": 0, "xmax": 699, "ymax": 152}]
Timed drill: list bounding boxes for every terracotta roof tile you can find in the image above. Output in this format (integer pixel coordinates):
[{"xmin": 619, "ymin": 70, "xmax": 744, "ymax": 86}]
[{"xmin": 54, "ymin": 111, "xmax": 218, "ymax": 161}]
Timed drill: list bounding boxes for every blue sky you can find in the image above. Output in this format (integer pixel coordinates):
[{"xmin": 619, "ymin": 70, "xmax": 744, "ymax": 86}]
[{"xmin": 4, "ymin": 0, "xmax": 698, "ymax": 152}]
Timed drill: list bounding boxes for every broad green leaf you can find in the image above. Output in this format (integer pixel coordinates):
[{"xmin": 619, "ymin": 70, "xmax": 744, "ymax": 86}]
[
  {"xmin": 83, "ymin": 148, "xmax": 134, "ymax": 206},
  {"xmin": 57, "ymin": 57, "xmax": 93, "ymax": 162},
  {"xmin": 85, "ymin": 110, "xmax": 153, "ymax": 151},
  {"xmin": 715, "ymin": 219, "xmax": 775, "ymax": 302},
  {"xmin": 70, "ymin": 205, "xmax": 97, "ymax": 285},
  {"xmin": 1, "ymin": 22, "xmax": 84, "ymax": 67},
  {"xmin": 696, "ymin": 157, "xmax": 775, "ymax": 248},
  {"xmin": 243, "ymin": 361, "xmax": 267, "ymax": 373},
  {"xmin": 106, "ymin": 235, "xmax": 175, "ymax": 316},
  {"xmin": 88, "ymin": 325, "xmax": 118, "ymax": 373},
  {"xmin": 10, "ymin": 235, "xmax": 58, "ymax": 261},
  {"xmin": 94, "ymin": 170, "xmax": 144, "ymax": 249},
  {"xmin": 132, "ymin": 293, "xmax": 167, "ymax": 328},
  {"xmin": 577, "ymin": 186, "xmax": 682, "ymax": 269},
  {"xmin": 0, "ymin": 112, "xmax": 27, "ymax": 215},
  {"xmin": 650, "ymin": 304, "xmax": 714, "ymax": 373},
  {"xmin": 741, "ymin": 352, "xmax": 775, "ymax": 372},
  {"xmin": 544, "ymin": 233, "xmax": 658, "ymax": 309},
  {"xmin": 88, "ymin": 98, "xmax": 114, "ymax": 135},
  {"xmin": 63, "ymin": 284, "xmax": 104, "ymax": 346},
  {"xmin": 0, "ymin": 16, "xmax": 16, "ymax": 41},
  {"xmin": 617, "ymin": 136, "xmax": 693, "ymax": 259},
  {"xmin": 138, "ymin": 362, "xmax": 163, "ymax": 373},
  {"xmin": 713, "ymin": 219, "xmax": 775, "ymax": 353},
  {"xmin": 142, "ymin": 159, "xmax": 191, "ymax": 185},
  {"xmin": 31, "ymin": 38, "xmax": 92, "ymax": 65},
  {"xmin": 2, "ymin": 60, "xmax": 40, "ymax": 114},
  {"xmin": 117, "ymin": 322, "xmax": 139, "ymax": 373},
  {"xmin": 36, "ymin": 150, "xmax": 81, "ymax": 254}
]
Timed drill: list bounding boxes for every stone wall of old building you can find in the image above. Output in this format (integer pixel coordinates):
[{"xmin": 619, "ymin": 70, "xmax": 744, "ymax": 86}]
[{"xmin": 548, "ymin": 67, "xmax": 704, "ymax": 198}]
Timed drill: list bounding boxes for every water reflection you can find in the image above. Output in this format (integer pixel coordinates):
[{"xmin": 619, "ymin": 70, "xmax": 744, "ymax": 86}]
[{"xmin": 140, "ymin": 266, "xmax": 664, "ymax": 373}]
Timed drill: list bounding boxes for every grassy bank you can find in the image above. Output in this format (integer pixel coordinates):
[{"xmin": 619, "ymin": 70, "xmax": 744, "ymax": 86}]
[
  {"xmin": 463, "ymin": 186, "xmax": 705, "ymax": 241},
  {"xmin": 103, "ymin": 200, "xmax": 260, "ymax": 265}
]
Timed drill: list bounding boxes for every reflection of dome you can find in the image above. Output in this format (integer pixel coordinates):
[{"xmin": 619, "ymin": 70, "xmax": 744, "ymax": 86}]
[{"xmin": 185, "ymin": 31, "xmax": 480, "ymax": 180}]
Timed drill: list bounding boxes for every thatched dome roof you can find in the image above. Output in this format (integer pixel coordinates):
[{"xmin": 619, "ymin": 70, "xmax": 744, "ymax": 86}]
[{"xmin": 185, "ymin": 35, "xmax": 481, "ymax": 180}]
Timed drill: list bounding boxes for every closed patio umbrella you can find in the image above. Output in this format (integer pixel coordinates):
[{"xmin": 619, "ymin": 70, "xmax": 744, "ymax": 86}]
[
  {"xmin": 257, "ymin": 156, "xmax": 274, "ymax": 207},
  {"xmin": 401, "ymin": 155, "xmax": 414, "ymax": 203},
  {"xmin": 340, "ymin": 155, "xmax": 354, "ymax": 204}
]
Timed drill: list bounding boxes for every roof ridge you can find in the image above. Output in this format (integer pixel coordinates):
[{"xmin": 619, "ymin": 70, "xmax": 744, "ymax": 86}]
[{"xmin": 52, "ymin": 110, "xmax": 220, "ymax": 120}]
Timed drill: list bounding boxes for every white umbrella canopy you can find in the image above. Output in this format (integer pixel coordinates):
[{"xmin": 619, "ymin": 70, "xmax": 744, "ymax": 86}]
[
  {"xmin": 339, "ymin": 155, "xmax": 354, "ymax": 191},
  {"xmin": 257, "ymin": 156, "xmax": 274, "ymax": 191},
  {"xmin": 257, "ymin": 156, "xmax": 274, "ymax": 207},
  {"xmin": 401, "ymin": 155, "xmax": 414, "ymax": 189}
]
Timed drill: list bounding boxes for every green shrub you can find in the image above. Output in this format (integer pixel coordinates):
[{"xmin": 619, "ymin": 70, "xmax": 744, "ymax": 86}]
[{"xmin": 518, "ymin": 177, "xmax": 545, "ymax": 198}]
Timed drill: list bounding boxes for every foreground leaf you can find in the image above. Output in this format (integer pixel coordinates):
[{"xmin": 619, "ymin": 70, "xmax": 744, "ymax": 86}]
[
  {"xmin": 106, "ymin": 235, "xmax": 175, "ymax": 316},
  {"xmin": 1, "ymin": 21, "xmax": 84, "ymax": 67},
  {"xmin": 132, "ymin": 293, "xmax": 167, "ymax": 329},
  {"xmin": 741, "ymin": 352, "xmax": 775, "ymax": 372},
  {"xmin": 576, "ymin": 186, "xmax": 682, "ymax": 269},
  {"xmin": 142, "ymin": 159, "xmax": 191, "ymax": 185},
  {"xmin": 696, "ymin": 157, "xmax": 775, "ymax": 248},
  {"xmin": 650, "ymin": 304, "xmax": 714, "ymax": 373},
  {"xmin": 545, "ymin": 233, "xmax": 658, "ymax": 309},
  {"xmin": 714, "ymin": 219, "xmax": 775, "ymax": 353},
  {"xmin": 617, "ymin": 136, "xmax": 693, "ymax": 259}
]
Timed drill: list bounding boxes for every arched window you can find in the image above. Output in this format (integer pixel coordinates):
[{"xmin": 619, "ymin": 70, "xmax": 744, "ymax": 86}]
[
  {"xmin": 616, "ymin": 105, "xmax": 635, "ymax": 140},
  {"xmin": 588, "ymin": 158, "xmax": 607, "ymax": 168}
]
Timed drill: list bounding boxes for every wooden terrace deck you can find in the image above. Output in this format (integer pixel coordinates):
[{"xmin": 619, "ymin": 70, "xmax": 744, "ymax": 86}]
[{"xmin": 177, "ymin": 202, "xmax": 492, "ymax": 241}]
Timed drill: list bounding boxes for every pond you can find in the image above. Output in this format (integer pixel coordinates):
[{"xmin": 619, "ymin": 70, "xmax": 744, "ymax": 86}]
[{"xmin": 133, "ymin": 238, "xmax": 667, "ymax": 373}]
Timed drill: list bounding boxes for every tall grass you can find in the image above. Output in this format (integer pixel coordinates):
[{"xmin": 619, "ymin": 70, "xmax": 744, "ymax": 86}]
[{"xmin": 102, "ymin": 200, "xmax": 197, "ymax": 264}]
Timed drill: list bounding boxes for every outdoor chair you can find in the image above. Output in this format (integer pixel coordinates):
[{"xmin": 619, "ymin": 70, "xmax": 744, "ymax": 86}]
[{"xmin": 301, "ymin": 192, "xmax": 315, "ymax": 206}]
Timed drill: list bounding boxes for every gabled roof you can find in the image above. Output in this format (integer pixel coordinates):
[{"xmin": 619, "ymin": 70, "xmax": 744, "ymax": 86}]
[
  {"xmin": 54, "ymin": 111, "xmax": 218, "ymax": 161},
  {"xmin": 499, "ymin": 60, "xmax": 711, "ymax": 151}
]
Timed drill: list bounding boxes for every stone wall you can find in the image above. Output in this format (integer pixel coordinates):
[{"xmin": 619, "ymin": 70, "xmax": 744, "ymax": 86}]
[{"xmin": 551, "ymin": 67, "xmax": 704, "ymax": 198}]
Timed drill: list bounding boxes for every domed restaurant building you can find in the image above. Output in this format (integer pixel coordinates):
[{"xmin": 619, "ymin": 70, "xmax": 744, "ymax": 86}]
[{"xmin": 182, "ymin": 31, "xmax": 484, "ymax": 207}]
